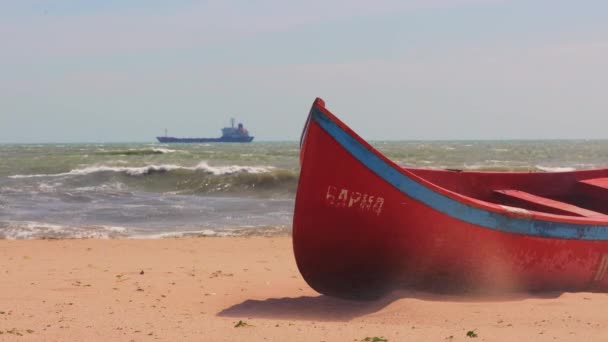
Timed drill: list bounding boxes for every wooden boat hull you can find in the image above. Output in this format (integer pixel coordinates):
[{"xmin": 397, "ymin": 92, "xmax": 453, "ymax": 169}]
[{"xmin": 293, "ymin": 98, "xmax": 608, "ymax": 299}]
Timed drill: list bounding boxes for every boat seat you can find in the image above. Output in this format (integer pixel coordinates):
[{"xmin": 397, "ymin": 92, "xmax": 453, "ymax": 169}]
[
  {"xmin": 493, "ymin": 189, "xmax": 605, "ymax": 217},
  {"xmin": 578, "ymin": 178, "xmax": 608, "ymax": 200}
]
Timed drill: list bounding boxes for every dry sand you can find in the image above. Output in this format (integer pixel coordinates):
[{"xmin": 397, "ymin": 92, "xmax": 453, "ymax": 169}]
[{"xmin": 1, "ymin": 237, "xmax": 608, "ymax": 341}]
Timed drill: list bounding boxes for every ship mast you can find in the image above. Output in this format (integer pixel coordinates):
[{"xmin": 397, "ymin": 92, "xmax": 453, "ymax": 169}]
[{"xmin": 231, "ymin": 118, "xmax": 235, "ymax": 128}]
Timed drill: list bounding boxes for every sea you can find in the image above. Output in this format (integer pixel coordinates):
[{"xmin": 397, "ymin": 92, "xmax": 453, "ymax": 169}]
[{"xmin": 2, "ymin": 140, "xmax": 608, "ymax": 239}]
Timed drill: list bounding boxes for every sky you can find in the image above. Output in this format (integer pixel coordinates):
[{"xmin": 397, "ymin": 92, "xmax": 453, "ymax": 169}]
[{"xmin": 1, "ymin": 0, "xmax": 607, "ymax": 142}]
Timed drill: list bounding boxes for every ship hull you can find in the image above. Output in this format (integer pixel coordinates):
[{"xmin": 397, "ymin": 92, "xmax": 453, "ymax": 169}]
[{"xmin": 156, "ymin": 136, "xmax": 254, "ymax": 143}]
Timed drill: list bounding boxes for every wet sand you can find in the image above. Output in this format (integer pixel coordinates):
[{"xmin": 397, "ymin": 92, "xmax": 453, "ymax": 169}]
[{"xmin": 1, "ymin": 237, "xmax": 608, "ymax": 341}]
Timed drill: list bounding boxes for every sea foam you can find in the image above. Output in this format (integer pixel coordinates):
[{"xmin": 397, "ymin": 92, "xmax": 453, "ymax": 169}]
[
  {"xmin": 0, "ymin": 221, "xmax": 129, "ymax": 239},
  {"xmin": 535, "ymin": 166, "xmax": 576, "ymax": 172},
  {"xmin": 9, "ymin": 162, "xmax": 274, "ymax": 179}
]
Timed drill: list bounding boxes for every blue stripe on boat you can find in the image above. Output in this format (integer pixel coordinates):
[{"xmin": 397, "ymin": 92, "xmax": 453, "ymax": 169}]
[{"xmin": 311, "ymin": 108, "xmax": 608, "ymax": 241}]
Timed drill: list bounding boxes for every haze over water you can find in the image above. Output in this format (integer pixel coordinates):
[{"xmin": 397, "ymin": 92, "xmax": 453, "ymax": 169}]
[{"xmin": 2, "ymin": 140, "xmax": 608, "ymax": 239}]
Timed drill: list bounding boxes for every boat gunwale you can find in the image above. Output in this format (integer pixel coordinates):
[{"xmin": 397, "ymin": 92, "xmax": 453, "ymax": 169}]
[{"xmin": 307, "ymin": 98, "xmax": 608, "ymax": 240}]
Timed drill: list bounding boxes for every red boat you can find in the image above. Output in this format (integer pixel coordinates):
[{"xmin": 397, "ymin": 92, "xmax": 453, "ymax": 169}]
[{"xmin": 293, "ymin": 98, "xmax": 608, "ymax": 299}]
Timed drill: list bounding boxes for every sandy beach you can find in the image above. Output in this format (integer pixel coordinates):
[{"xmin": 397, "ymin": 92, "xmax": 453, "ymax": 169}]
[{"xmin": 1, "ymin": 237, "xmax": 607, "ymax": 341}]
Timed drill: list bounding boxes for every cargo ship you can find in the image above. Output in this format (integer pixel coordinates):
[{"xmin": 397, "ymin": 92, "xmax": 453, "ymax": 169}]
[{"xmin": 157, "ymin": 119, "xmax": 254, "ymax": 143}]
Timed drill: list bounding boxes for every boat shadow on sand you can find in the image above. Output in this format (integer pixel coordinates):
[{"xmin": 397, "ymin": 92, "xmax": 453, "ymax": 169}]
[{"xmin": 218, "ymin": 290, "xmax": 563, "ymax": 322}]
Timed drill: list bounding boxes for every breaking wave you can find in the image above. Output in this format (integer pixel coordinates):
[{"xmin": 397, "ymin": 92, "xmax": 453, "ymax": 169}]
[
  {"xmin": 461, "ymin": 163, "xmax": 580, "ymax": 172},
  {"xmin": 9, "ymin": 162, "xmax": 275, "ymax": 178},
  {"xmin": 128, "ymin": 226, "xmax": 290, "ymax": 239},
  {"xmin": 8, "ymin": 162, "xmax": 299, "ymax": 195},
  {"xmin": 535, "ymin": 165, "xmax": 577, "ymax": 172},
  {"xmin": 0, "ymin": 221, "xmax": 129, "ymax": 239},
  {"xmin": 0, "ymin": 221, "xmax": 292, "ymax": 239}
]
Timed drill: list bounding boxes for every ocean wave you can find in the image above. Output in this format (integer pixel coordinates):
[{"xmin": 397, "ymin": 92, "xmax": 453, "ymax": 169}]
[
  {"xmin": 129, "ymin": 229, "xmax": 230, "ymax": 239},
  {"xmin": 158, "ymin": 168, "xmax": 298, "ymax": 195},
  {"xmin": 456, "ymin": 164, "xmax": 580, "ymax": 172},
  {"xmin": 196, "ymin": 162, "xmax": 272, "ymax": 175},
  {"xmin": 9, "ymin": 165, "xmax": 183, "ymax": 178},
  {"xmin": 8, "ymin": 162, "xmax": 298, "ymax": 195},
  {"xmin": 128, "ymin": 226, "xmax": 291, "ymax": 239},
  {"xmin": 0, "ymin": 221, "xmax": 129, "ymax": 239},
  {"xmin": 535, "ymin": 166, "xmax": 576, "ymax": 172},
  {"xmin": 73, "ymin": 181, "xmax": 128, "ymax": 192},
  {"xmin": 153, "ymin": 148, "xmax": 177, "ymax": 154},
  {"xmin": 0, "ymin": 221, "xmax": 291, "ymax": 239},
  {"xmin": 462, "ymin": 164, "xmax": 537, "ymax": 171},
  {"xmin": 9, "ymin": 162, "xmax": 275, "ymax": 179},
  {"xmin": 38, "ymin": 182, "xmax": 64, "ymax": 192}
]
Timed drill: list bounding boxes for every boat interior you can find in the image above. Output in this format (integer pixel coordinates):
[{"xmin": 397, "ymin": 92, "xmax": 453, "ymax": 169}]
[{"xmin": 407, "ymin": 168, "xmax": 608, "ymax": 218}]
